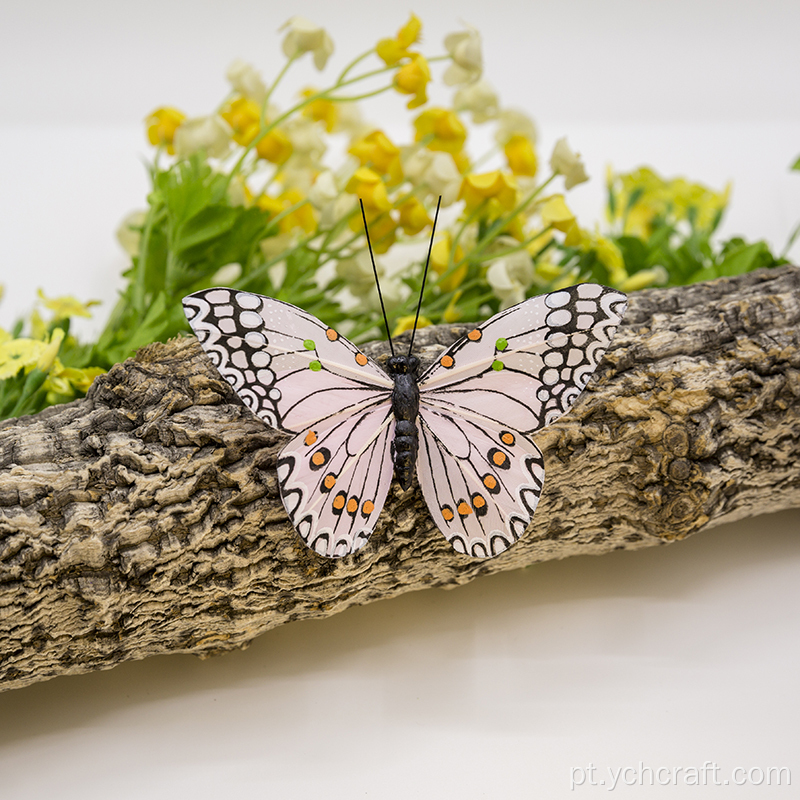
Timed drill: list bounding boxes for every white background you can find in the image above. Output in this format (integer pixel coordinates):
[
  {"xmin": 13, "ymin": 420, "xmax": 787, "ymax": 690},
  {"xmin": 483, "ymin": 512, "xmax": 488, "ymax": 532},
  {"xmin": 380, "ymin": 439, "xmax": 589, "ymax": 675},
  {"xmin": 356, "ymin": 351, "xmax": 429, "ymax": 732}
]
[{"xmin": 1, "ymin": 0, "xmax": 799, "ymax": 797}]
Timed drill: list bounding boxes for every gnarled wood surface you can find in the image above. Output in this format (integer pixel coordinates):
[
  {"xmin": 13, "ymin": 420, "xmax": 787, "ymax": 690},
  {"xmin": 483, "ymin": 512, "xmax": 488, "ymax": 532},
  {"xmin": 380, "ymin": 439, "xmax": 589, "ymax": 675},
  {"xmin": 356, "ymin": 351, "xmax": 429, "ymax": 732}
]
[{"xmin": 1, "ymin": 266, "xmax": 799, "ymax": 692}]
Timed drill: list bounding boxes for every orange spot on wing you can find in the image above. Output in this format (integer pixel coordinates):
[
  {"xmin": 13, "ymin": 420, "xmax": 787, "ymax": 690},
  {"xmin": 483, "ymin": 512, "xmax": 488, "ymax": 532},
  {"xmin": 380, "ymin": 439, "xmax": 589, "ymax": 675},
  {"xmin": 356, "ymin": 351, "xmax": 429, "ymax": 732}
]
[
  {"xmin": 333, "ymin": 494, "xmax": 346, "ymax": 510},
  {"xmin": 457, "ymin": 501, "xmax": 472, "ymax": 516},
  {"xmin": 501, "ymin": 432, "xmax": 515, "ymax": 446},
  {"xmin": 483, "ymin": 475, "xmax": 497, "ymax": 490},
  {"xmin": 323, "ymin": 474, "xmax": 336, "ymax": 489},
  {"xmin": 492, "ymin": 451, "xmax": 507, "ymax": 467},
  {"xmin": 355, "ymin": 352, "xmax": 368, "ymax": 366},
  {"xmin": 440, "ymin": 354, "xmax": 454, "ymax": 368},
  {"xmin": 304, "ymin": 430, "xmax": 317, "ymax": 446},
  {"xmin": 468, "ymin": 329, "xmax": 482, "ymax": 341},
  {"xmin": 442, "ymin": 506, "xmax": 454, "ymax": 521},
  {"xmin": 472, "ymin": 494, "xmax": 486, "ymax": 509},
  {"xmin": 312, "ymin": 451, "xmax": 327, "ymax": 466},
  {"xmin": 362, "ymin": 500, "xmax": 375, "ymax": 515},
  {"xmin": 347, "ymin": 498, "xmax": 358, "ymax": 514},
  {"xmin": 326, "ymin": 328, "xmax": 338, "ymax": 341}
]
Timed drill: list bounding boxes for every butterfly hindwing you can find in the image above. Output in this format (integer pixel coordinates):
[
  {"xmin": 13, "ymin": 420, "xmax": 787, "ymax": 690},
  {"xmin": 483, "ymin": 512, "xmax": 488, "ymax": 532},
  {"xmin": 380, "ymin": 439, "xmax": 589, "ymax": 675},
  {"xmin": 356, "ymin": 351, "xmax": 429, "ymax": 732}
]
[
  {"xmin": 277, "ymin": 401, "xmax": 395, "ymax": 557},
  {"xmin": 419, "ymin": 284, "xmax": 627, "ymax": 433},
  {"xmin": 417, "ymin": 406, "xmax": 545, "ymax": 558},
  {"xmin": 183, "ymin": 288, "xmax": 392, "ymax": 433}
]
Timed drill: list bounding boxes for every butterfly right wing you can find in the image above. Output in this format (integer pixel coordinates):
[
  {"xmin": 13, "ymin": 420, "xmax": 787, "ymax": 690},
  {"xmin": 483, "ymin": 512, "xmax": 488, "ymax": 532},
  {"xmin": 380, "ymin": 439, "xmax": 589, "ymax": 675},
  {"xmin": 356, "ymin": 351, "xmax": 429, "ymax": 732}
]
[{"xmin": 277, "ymin": 399, "xmax": 395, "ymax": 557}]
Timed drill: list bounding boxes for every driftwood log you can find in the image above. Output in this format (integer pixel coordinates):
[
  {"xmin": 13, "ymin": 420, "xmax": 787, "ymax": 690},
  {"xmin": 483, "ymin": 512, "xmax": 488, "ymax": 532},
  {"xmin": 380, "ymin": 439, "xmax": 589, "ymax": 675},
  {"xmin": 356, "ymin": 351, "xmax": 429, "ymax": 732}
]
[{"xmin": 1, "ymin": 266, "xmax": 799, "ymax": 692}]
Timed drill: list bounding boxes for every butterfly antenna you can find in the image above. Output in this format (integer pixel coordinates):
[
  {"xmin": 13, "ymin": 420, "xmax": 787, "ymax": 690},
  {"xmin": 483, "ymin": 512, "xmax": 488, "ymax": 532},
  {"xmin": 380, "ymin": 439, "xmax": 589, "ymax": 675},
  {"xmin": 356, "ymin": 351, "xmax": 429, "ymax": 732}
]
[
  {"xmin": 407, "ymin": 195, "xmax": 442, "ymax": 357},
  {"xmin": 360, "ymin": 199, "xmax": 395, "ymax": 358}
]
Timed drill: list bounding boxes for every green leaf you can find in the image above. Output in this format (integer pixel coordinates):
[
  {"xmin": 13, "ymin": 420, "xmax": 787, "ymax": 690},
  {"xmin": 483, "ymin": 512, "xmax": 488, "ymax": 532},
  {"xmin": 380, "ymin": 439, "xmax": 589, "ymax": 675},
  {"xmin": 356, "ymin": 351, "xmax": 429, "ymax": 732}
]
[
  {"xmin": 717, "ymin": 241, "xmax": 770, "ymax": 277},
  {"xmin": 174, "ymin": 205, "xmax": 240, "ymax": 254},
  {"xmin": 791, "ymin": 154, "xmax": 800, "ymax": 171}
]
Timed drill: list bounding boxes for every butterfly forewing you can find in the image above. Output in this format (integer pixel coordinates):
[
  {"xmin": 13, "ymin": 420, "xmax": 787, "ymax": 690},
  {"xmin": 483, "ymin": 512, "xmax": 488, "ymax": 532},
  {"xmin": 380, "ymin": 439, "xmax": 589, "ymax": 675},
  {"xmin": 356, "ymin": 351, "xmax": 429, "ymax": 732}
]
[
  {"xmin": 419, "ymin": 284, "xmax": 627, "ymax": 433},
  {"xmin": 184, "ymin": 289, "xmax": 392, "ymax": 433}
]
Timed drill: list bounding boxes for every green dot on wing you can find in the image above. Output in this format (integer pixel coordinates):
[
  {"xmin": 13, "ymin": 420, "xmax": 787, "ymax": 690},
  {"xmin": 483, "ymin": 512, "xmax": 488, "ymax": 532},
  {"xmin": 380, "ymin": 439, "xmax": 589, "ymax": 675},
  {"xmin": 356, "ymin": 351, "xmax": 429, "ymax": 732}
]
[
  {"xmin": 495, "ymin": 337, "xmax": 508, "ymax": 351},
  {"xmin": 492, "ymin": 360, "xmax": 504, "ymax": 371},
  {"xmin": 309, "ymin": 360, "xmax": 322, "ymax": 372},
  {"xmin": 303, "ymin": 339, "xmax": 316, "ymax": 350}
]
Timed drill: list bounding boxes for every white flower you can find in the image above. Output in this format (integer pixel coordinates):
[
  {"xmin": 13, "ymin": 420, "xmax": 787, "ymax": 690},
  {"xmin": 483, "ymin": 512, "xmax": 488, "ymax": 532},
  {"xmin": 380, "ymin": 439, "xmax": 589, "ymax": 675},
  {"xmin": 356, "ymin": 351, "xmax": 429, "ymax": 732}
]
[
  {"xmin": 486, "ymin": 247, "xmax": 535, "ymax": 308},
  {"xmin": 211, "ymin": 263, "xmax": 242, "ymax": 285},
  {"xmin": 336, "ymin": 250, "xmax": 382, "ymax": 298},
  {"xmin": 280, "ymin": 17, "xmax": 334, "ymax": 70},
  {"xmin": 116, "ymin": 210, "xmax": 147, "ymax": 257},
  {"xmin": 549, "ymin": 137, "xmax": 589, "ymax": 190},
  {"xmin": 494, "ymin": 108, "xmax": 538, "ymax": 147},
  {"xmin": 319, "ymin": 193, "xmax": 357, "ymax": 230},
  {"xmin": 403, "ymin": 148, "xmax": 463, "ymax": 207},
  {"xmin": 308, "ymin": 170, "xmax": 339, "ymax": 210},
  {"xmin": 284, "ymin": 116, "xmax": 326, "ymax": 164},
  {"xmin": 173, "ymin": 115, "xmax": 232, "ymax": 159},
  {"xmin": 226, "ymin": 59, "xmax": 267, "ymax": 104},
  {"xmin": 335, "ymin": 101, "xmax": 371, "ymax": 138},
  {"xmin": 443, "ymin": 24, "xmax": 482, "ymax": 85},
  {"xmin": 453, "ymin": 78, "xmax": 499, "ymax": 123}
]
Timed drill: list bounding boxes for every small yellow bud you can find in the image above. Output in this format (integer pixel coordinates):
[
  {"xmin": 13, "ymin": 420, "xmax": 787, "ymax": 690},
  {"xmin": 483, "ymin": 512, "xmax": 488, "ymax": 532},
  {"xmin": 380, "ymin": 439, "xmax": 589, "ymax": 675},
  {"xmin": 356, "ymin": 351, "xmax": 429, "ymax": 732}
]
[
  {"xmin": 504, "ymin": 134, "xmax": 538, "ymax": 177},
  {"xmin": 145, "ymin": 107, "xmax": 186, "ymax": 154},
  {"xmin": 398, "ymin": 197, "xmax": 432, "ymax": 236},
  {"xmin": 413, "ymin": 108, "xmax": 467, "ymax": 154}
]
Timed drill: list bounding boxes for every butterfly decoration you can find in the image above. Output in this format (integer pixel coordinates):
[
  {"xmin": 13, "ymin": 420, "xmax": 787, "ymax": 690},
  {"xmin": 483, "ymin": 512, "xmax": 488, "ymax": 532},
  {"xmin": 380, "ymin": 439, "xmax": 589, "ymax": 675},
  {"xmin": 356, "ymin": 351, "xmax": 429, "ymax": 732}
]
[{"xmin": 183, "ymin": 199, "xmax": 627, "ymax": 559}]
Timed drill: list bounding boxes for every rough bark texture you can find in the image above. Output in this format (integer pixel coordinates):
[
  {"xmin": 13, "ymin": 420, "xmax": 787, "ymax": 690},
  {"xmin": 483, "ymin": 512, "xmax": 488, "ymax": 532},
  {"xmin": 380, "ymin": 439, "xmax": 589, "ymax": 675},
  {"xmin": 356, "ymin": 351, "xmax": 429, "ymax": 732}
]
[{"xmin": 1, "ymin": 266, "xmax": 799, "ymax": 692}]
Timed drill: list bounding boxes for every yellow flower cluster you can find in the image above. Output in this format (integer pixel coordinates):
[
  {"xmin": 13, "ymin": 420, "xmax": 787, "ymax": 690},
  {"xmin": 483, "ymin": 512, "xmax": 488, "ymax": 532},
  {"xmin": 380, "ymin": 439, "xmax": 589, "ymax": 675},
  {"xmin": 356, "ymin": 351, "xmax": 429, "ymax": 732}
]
[
  {"xmin": 137, "ymin": 13, "xmax": 598, "ymax": 326},
  {"xmin": 0, "ymin": 291, "xmax": 105, "ymax": 411},
  {"xmin": 608, "ymin": 166, "xmax": 730, "ymax": 238}
]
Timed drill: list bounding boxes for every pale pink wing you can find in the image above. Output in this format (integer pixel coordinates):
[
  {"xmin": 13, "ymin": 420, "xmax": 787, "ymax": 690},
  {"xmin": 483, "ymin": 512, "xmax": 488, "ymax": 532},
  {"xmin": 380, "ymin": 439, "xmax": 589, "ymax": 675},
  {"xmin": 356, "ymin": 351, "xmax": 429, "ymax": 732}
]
[
  {"xmin": 418, "ymin": 284, "xmax": 627, "ymax": 433},
  {"xmin": 416, "ymin": 408, "xmax": 544, "ymax": 558},
  {"xmin": 416, "ymin": 284, "xmax": 626, "ymax": 557},
  {"xmin": 277, "ymin": 401, "xmax": 395, "ymax": 557},
  {"xmin": 183, "ymin": 288, "xmax": 392, "ymax": 433}
]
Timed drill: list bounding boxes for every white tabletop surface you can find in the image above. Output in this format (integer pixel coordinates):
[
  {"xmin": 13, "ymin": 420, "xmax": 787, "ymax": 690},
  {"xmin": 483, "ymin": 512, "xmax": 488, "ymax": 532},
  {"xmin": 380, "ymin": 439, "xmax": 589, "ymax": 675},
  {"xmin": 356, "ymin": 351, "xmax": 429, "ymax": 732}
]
[{"xmin": 1, "ymin": 1, "xmax": 799, "ymax": 797}]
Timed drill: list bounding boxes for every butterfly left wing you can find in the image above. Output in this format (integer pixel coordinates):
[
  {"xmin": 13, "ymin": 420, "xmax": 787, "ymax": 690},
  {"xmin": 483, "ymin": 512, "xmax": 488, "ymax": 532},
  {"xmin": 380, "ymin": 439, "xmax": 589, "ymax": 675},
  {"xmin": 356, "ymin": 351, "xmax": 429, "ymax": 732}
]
[
  {"xmin": 416, "ymin": 284, "xmax": 626, "ymax": 557},
  {"xmin": 277, "ymin": 400, "xmax": 395, "ymax": 557},
  {"xmin": 183, "ymin": 288, "xmax": 396, "ymax": 558}
]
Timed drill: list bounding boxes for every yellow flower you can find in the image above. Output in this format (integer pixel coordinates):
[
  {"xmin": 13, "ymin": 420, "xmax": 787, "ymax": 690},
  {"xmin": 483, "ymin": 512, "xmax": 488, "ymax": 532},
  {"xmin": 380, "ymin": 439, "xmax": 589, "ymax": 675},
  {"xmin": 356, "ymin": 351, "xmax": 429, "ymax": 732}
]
[
  {"xmin": 0, "ymin": 338, "xmax": 43, "ymax": 379},
  {"xmin": 37, "ymin": 329, "xmax": 65, "ymax": 372},
  {"xmin": 430, "ymin": 232, "xmax": 467, "ymax": 292},
  {"xmin": 349, "ymin": 131, "xmax": 403, "ymax": 186},
  {"xmin": 255, "ymin": 127, "xmax": 293, "ymax": 164},
  {"xmin": 618, "ymin": 266, "xmax": 669, "ymax": 292},
  {"xmin": 376, "ymin": 14, "xmax": 422, "ymax": 65},
  {"xmin": 345, "ymin": 167, "xmax": 391, "ymax": 212},
  {"xmin": 174, "ymin": 115, "xmax": 232, "ymax": 159},
  {"xmin": 504, "ymin": 134, "xmax": 537, "ymax": 177},
  {"xmin": 362, "ymin": 212, "xmax": 397, "ymax": 254},
  {"xmin": 413, "ymin": 108, "xmax": 467, "ymax": 154},
  {"xmin": 393, "ymin": 54, "xmax": 431, "ymax": 110},
  {"xmin": 550, "ymin": 138, "xmax": 589, "ymax": 190},
  {"xmin": 145, "ymin": 107, "xmax": 186, "ymax": 154},
  {"xmin": 37, "ymin": 289, "xmax": 98, "ymax": 320},
  {"xmin": 300, "ymin": 88, "xmax": 338, "ymax": 132},
  {"xmin": 443, "ymin": 25, "xmax": 482, "ymax": 85},
  {"xmin": 540, "ymin": 195, "xmax": 581, "ymax": 246},
  {"xmin": 393, "ymin": 314, "xmax": 431, "ymax": 337},
  {"xmin": 453, "ymin": 79, "xmax": 499, "ymax": 123},
  {"xmin": 226, "ymin": 60, "xmax": 267, "ymax": 105},
  {"xmin": 221, "ymin": 97, "xmax": 262, "ymax": 146},
  {"xmin": 280, "ymin": 17, "xmax": 334, "ymax": 70},
  {"xmin": 459, "ymin": 171, "xmax": 517, "ymax": 215},
  {"xmin": 257, "ymin": 190, "xmax": 316, "ymax": 234},
  {"xmin": 398, "ymin": 197, "xmax": 432, "ymax": 235}
]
